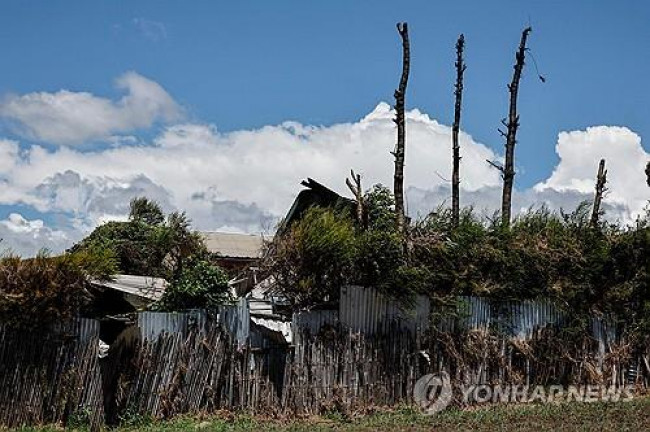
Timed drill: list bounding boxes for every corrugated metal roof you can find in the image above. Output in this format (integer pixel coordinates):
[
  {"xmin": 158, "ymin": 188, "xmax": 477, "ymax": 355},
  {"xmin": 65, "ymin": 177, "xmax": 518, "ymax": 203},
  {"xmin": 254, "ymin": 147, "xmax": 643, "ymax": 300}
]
[
  {"xmin": 201, "ymin": 232, "xmax": 265, "ymax": 258},
  {"xmin": 94, "ymin": 274, "xmax": 167, "ymax": 301}
]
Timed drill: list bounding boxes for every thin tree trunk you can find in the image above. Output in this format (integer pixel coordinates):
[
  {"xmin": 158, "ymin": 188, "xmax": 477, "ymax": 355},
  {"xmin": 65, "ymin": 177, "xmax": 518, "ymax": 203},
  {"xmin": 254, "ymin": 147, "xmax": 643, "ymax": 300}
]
[
  {"xmin": 645, "ymin": 161, "xmax": 650, "ymax": 187},
  {"xmin": 590, "ymin": 159, "xmax": 607, "ymax": 227},
  {"xmin": 393, "ymin": 22, "xmax": 410, "ymax": 234},
  {"xmin": 451, "ymin": 34, "xmax": 466, "ymax": 228},
  {"xmin": 501, "ymin": 27, "xmax": 532, "ymax": 227}
]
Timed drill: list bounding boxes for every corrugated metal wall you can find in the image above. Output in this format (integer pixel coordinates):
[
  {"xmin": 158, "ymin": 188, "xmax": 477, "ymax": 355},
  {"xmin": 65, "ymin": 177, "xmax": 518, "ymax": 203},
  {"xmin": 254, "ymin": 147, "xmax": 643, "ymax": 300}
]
[
  {"xmin": 135, "ymin": 288, "xmax": 617, "ymax": 350},
  {"xmin": 292, "ymin": 287, "xmax": 616, "ymax": 346},
  {"xmin": 292, "ymin": 309, "xmax": 339, "ymax": 335},
  {"xmin": 137, "ymin": 300, "xmax": 249, "ymax": 346},
  {"xmin": 339, "ymin": 285, "xmax": 430, "ymax": 334},
  {"xmin": 138, "ymin": 310, "xmax": 207, "ymax": 341},
  {"xmin": 218, "ymin": 297, "xmax": 249, "ymax": 347}
]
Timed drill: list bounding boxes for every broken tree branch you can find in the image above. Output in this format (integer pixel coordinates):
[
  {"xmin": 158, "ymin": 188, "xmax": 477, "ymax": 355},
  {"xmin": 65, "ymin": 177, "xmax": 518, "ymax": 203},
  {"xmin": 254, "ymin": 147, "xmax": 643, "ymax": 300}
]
[
  {"xmin": 393, "ymin": 22, "xmax": 410, "ymax": 234},
  {"xmin": 346, "ymin": 169, "xmax": 366, "ymax": 228},
  {"xmin": 487, "ymin": 159, "xmax": 505, "ymax": 176},
  {"xmin": 452, "ymin": 33, "xmax": 466, "ymax": 228},
  {"xmin": 500, "ymin": 26, "xmax": 532, "ymax": 228},
  {"xmin": 590, "ymin": 159, "xmax": 607, "ymax": 228}
]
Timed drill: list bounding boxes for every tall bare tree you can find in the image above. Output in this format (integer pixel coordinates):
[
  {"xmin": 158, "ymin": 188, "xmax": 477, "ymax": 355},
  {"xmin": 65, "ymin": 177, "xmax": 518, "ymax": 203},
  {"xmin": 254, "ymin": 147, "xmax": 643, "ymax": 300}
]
[
  {"xmin": 590, "ymin": 159, "xmax": 607, "ymax": 227},
  {"xmin": 451, "ymin": 34, "xmax": 466, "ymax": 228},
  {"xmin": 490, "ymin": 27, "xmax": 532, "ymax": 227},
  {"xmin": 393, "ymin": 22, "xmax": 410, "ymax": 233}
]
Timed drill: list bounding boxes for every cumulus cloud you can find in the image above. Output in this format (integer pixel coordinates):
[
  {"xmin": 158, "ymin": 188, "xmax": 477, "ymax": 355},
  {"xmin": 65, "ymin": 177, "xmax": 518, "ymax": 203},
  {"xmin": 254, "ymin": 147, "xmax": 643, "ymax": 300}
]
[
  {"xmin": 0, "ymin": 72, "xmax": 181, "ymax": 145},
  {"xmin": 534, "ymin": 126, "xmax": 650, "ymax": 221},
  {"xmin": 0, "ymin": 213, "xmax": 71, "ymax": 256},
  {"xmin": 0, "ymin": 102, "xmax": 501, "ymax": 237},
  {"xmin": 0, "ymin": 87, "xmax": 647, "ymax": 256},
  {"xmin": 33, "ymin": 170, "xmax": 173, "ymax": 223}
]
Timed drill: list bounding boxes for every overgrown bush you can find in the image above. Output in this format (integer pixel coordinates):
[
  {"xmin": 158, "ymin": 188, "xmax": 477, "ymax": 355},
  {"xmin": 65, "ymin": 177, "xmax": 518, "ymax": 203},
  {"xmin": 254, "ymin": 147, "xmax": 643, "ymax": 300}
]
[
  {"xmin": 266, "ymin": 182, "xmax": 650, "ymax": 329},
  {"xmin": 0, "ymin": 250, "xmax": 117, "ymax": 329},
  {"xmin": 156, "ymin": 256, "xmax": 231, "ymax": 311},
  {"xmin": 71, "ymin": 197, "xmax": 233, "ymax": 312},
  {"xmin": 266, "ymin": 186, "xmax": 425, "ymax": 307},
  {"xmin": 267, "ymin": 207, "xmax": 357, "ymax": 307},
  {"xmin": 69, "ymin": 197, "xmax": 206, "ymax": 280}
]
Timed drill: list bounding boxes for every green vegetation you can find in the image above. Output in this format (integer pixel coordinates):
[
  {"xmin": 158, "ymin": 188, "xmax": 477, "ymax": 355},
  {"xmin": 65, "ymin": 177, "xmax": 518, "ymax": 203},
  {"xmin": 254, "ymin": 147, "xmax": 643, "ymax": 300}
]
[
  {"xmin": 69, "ymin": 198, "xmax": 206, "ymax": 279},
  {"xmin": 266, "ymin": 185, "xmax": 411, "ymax": 307},
  {"xmin": 0, "ymin": 249, "xmax": 117, "ymax": 329},
  {"xmin": 0, "ymin": 197, "xmax": 232, "ymax": 326},
  {"xmin": 154, "ymin": 256, "xmax": 230, "ymax": 311},
  {"xmin": 69, "ymin": 197, "xmax": 232, "ymax": 311},
  {"xmin": 267, "ymin": 184, "xmax": 650, "ymax": 335},
  {"xmin": 12, "ymin": 397, "xmax": 650, "ymax": 431}
]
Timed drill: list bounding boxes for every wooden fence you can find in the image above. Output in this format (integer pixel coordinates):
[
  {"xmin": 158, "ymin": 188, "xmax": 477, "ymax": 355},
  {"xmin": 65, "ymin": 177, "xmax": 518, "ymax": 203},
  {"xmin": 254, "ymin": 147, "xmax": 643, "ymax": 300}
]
[
  {"xmin": 1, "ymin": 309, "xmax": 649, "ymax": 428},
  {"xmin": 0, "ymin": 320, "xmax": 104, "ymax": 430}
]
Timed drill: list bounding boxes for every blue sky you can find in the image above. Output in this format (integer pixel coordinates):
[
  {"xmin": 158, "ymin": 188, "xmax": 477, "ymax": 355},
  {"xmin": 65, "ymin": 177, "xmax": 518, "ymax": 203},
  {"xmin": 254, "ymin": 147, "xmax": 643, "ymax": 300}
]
[{"xmin": 0, "ymin": 1, "xmax": 648, "ymax": 255}]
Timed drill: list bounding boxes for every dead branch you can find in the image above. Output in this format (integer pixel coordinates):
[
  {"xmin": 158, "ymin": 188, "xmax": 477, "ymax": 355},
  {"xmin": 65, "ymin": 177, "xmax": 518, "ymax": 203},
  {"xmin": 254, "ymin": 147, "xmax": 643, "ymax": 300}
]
[
  {"xmin": 346, "ymin": 169, "xmax": 366, "ymax": 228},
  {"xmin": 590, "ymin": 159, "xmax": 607, "ymax": 227},
  {"xmin": 486, "ymin": 159, "xmax": 505, "ymax": 176}
]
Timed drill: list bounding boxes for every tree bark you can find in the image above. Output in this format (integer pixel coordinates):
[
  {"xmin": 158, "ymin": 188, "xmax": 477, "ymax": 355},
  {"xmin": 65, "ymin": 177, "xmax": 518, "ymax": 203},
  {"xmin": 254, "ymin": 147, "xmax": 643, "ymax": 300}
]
[
  {"xmin": 393, "ymin": 22, "xmax": 410, "ymax": 234},
  {"xmin": 590, "ymin": 159, "xmax": 607, "ymax": 227},
  {"xmin": 451, "ymin": 34, "xmax": 466, "ymax": 228},
  {"xmin": 501, "ymin": 27, "xmax": 532, "ymax": 228},
  {"xmin": 646, "ymin": 161, "xmax": 650, "ymax": 187}
]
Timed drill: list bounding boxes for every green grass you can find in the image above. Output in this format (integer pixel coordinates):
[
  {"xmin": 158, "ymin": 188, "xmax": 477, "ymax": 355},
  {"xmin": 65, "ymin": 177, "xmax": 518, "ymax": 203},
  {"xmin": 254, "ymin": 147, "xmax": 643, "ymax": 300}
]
[{"xmin": 8, "ymin": 397, "xmax": 650, "ymax": 431}]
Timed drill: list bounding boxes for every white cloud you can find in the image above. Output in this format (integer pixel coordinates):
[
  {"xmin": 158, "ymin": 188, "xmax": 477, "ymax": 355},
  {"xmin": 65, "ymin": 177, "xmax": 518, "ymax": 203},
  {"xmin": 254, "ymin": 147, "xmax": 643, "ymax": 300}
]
[
  {"xmin": 0, "ymin": 213, "xmax": 70, "ymax": 256},
  {"xmin": 0, "ymin": 102, "xmax": 501, "ymax": 229},
  {"xmin": 0, "ymin": 90, "xmax": 647, "ymax": 256},
  {"xmin": 534, "ymin": 126, "xmax": 650, "ymax": 221},
  {"xmin": 0, "ymin": 72, "xmax": 181, "ymax": 145}
]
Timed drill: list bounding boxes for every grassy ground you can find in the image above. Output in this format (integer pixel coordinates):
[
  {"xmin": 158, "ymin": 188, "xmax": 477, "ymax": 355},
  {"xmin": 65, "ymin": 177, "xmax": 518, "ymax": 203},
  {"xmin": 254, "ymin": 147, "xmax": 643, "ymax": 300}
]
[{"xmin": 10, "ymin": 397, "xmax": 650, "ymax": 431}]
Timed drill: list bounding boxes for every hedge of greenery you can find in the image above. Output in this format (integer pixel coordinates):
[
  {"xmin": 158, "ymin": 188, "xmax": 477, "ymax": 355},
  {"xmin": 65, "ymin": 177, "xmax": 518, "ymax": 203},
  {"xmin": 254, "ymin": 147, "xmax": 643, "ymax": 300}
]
[
  {"xmin": 265, "ymin": 185, "xmax": 650, "ymax": 335},
  {"xmin": 0, "ymin": 250, "xmax": 117, "ymax": 329}
]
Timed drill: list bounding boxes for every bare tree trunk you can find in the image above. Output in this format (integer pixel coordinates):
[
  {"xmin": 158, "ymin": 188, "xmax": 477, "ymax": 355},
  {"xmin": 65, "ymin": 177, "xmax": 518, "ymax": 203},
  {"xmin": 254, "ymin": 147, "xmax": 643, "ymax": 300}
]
[
  {"xmin": 393, "ymin": 22, "xmax": 410, "ymax": 234},
  {"xmin": 646, "ymin": 161, "xmax": 650, "ymax": 187},
  {"xmin": 500, "ymin": 27, "xmax": 532, "ymax": 228},
  {"xmin": 346, "ymin": 169, "xmax": 366, "ymax": 228},
  {"xmin": 451, "ymin": 34, "xmax": 466, "ymax": 228},
  {"xmin": 590, "ymin": 159, "xmax": 607, "ymax": 227}
]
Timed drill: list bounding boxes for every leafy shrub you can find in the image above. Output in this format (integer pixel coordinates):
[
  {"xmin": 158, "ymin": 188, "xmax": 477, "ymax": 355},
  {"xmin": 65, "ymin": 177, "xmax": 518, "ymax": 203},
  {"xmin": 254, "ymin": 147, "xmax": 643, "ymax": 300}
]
[
  {"xmin": 70, "ymin": 197, "xmax": 207, "ymax": 280},
  {"xmin": 266, "ymin": 207, "xmax": 357, "ymax": 307},
  {"xmin": 0, "ymin": 250, "xmax": 117, "ymax": 329},
  {"xmin": 266, "ymin": 181, "xmax": 650, "ymax": 331},
  {"xmin": 156, "ymin": 257, "xmax": 231, "ymax": 311}
]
